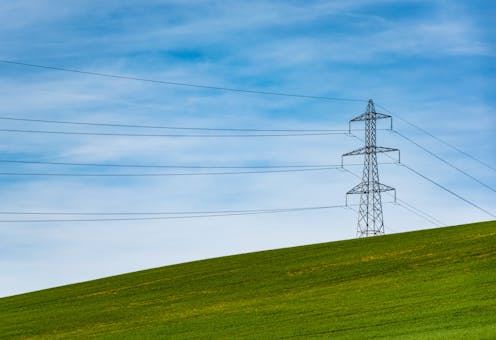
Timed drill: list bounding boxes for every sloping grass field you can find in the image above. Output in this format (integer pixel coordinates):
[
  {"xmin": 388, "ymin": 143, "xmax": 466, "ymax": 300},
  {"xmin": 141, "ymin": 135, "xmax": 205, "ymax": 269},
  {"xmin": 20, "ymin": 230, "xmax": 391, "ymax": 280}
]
[{"xmin": 1, "ymin": 221, "xmax": 495, "ymax": 339}]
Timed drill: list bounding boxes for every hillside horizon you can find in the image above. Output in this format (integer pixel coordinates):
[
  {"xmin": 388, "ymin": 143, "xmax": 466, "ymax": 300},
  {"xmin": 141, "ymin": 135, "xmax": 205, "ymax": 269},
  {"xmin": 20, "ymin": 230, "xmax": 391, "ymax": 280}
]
[{"xmin": 1, "ymin": 220, "xmax": 495, "ymax": 338}]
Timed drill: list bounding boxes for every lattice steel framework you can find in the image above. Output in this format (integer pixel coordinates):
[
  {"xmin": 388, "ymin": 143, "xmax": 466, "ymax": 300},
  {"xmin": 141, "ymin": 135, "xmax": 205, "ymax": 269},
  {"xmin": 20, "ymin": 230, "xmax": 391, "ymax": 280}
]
[{"xmin": 342, "ymin": 99, "xmax": 399, "ymax": 237}]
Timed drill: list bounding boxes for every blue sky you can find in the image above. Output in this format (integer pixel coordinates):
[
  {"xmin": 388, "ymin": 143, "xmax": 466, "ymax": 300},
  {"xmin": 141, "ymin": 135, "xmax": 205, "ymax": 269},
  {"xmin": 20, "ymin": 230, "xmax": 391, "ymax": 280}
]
[{"xmin": 0, "ymin": 0, "xmax": 495, "ymax": 297}]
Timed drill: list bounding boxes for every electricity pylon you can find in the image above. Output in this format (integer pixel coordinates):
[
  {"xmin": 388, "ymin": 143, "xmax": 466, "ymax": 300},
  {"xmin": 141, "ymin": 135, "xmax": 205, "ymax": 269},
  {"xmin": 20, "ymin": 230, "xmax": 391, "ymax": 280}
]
[{"xmin": 342, "ymin": 99, "xmax": 399, "ymax": 237}]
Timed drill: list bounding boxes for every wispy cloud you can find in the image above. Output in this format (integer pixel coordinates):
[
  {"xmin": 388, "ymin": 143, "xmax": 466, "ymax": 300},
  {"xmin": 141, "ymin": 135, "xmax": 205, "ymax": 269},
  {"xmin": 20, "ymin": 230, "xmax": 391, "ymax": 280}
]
[{"xmin": 0, "ymin": 0, "xmax": 494, "ymax": 297}]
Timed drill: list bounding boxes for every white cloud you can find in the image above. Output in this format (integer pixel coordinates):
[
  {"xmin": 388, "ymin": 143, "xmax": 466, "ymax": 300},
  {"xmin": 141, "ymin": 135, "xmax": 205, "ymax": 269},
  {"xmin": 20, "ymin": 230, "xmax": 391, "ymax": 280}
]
[{"xmin": 0, "ymin": 0, "xmax": 494, "ymax": 297}]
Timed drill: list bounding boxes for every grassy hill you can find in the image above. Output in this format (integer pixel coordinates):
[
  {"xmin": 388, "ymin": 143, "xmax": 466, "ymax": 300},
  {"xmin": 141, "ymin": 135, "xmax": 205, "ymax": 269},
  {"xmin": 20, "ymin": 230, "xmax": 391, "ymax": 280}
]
[{"xmin": 1, "ymin": 221, "xmax": 495, "ymax": 339}]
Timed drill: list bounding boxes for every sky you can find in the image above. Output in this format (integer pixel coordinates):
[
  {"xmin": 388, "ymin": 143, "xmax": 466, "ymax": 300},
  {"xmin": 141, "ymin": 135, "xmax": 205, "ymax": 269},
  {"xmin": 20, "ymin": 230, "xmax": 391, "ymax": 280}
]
[{"xmin": 0, "ymin": 0, "xmax": 495, "ymax": 297}]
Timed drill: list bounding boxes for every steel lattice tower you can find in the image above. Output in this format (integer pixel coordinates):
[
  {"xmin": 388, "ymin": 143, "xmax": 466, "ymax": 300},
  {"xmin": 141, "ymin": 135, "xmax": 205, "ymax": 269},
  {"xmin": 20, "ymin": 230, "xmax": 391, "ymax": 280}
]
[{"xmin": 342, "ymin": 99, "xmax": 399, "ymax": 237}]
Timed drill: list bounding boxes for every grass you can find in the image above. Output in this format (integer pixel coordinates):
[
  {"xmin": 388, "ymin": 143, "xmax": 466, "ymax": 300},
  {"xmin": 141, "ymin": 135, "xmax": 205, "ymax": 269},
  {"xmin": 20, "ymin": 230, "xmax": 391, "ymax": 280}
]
[{"xmin": 1, "ymin": 221, "xmax": 495, "ymax": 339}]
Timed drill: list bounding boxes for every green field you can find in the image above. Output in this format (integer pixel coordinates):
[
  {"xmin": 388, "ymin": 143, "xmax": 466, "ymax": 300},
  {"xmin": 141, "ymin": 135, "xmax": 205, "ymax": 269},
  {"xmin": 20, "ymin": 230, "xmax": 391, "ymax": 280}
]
[{"xmin": 1, "ymin": 221, "xmax": 495, "ymax": 339}]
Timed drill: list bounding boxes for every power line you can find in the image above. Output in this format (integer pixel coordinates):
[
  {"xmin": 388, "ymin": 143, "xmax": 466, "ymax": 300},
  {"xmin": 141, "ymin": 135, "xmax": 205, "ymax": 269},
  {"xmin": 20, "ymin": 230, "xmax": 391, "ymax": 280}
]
[
  {"xmin": 341, "ymin": 167, "xmax": 444, "ymax": 226},
  {"xmin": 399, "ymin": 163, "xmax": 496, "ymax": 218},
  {"xmin": 394, "ymin": 200, "xmax": 445, "ymax": 226},
  {"xmin": 393, "ymin": 202, "xmax": 438, "ymax": 226},
  {"xmin": 346, "ymin": 189, "xmax": 439, "ymax": 228},
  {"xmin": 0, "ymin": 116, "xmax": 347, "ymax": 133},
  {"xmin": 0, "ymin": 204, "xmax": 347, "ymax": 223},
  {"xmin": 376, "ymin": 103, "xmax": 496, "ymax": 173},
  {"xmin": 0, "ymin": 128, "xmax": 346, "ymax": 138},
  {"xmin": 0, "ymin": 166, "xmax": 342, "ymax": 177},
  {"xmin": 0, "ymin": 59, "xmax": 366, "ymax": 103},
  {"xmin": 348, "ymin": 134, "xmax": 496, "ymax": 217},
  {"xmin": 349, "ymin": 132, "xmax": 495, "ymax": 218},
  {"xmin": 0, "ymin": 206, "xmax": 337, "ymax": 216},
  {"xmin": 0, "ymin": 159, "xmax": 397, "ymax": 169},
  {"xmin": 392, "ymin": 129, "xmax": 496, "ymax": 193},
  {"xmin": 0, "ymin": 205, "xmax": 353, "ymax": 216},
  {"xmin": 3, "ymin": 60, "xmax": 491, "ymax": 171},
  {"xmin": 2, "ymin": 59, "xmax": 489, "ymax": 223}
]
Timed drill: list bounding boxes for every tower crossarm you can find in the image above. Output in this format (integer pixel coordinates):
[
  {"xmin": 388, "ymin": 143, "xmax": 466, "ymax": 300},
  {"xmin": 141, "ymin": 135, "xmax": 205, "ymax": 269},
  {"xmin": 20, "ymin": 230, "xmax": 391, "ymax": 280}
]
[
  {"xmin": 346, "ymin": 182, "xmax": 395, "ymax": 195},
  {"xmin": 342, "ymin": 146, "xmax": 400, "ymax": 165},
  {"xmin": 349, "ymin": 108, "xmax": 393, "ymax": 133},
  {"xmin": 345, "ymin": 182, "xmax": 396, "ymax": 206},
  {"xmin": 343, "ymin": 146, "xmax": 398, "ymax": 157},
  {"xmin": 350, "ymin": 111, "xmax": 391, "ymax": 122}
]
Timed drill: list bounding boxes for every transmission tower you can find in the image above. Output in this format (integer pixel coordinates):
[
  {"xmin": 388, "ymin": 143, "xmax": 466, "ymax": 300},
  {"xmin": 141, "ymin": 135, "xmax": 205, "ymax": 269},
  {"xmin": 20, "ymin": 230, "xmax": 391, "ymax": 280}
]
[{"xmin": 342, "ymin": 99, "xmax": 399, "ymax": 237}]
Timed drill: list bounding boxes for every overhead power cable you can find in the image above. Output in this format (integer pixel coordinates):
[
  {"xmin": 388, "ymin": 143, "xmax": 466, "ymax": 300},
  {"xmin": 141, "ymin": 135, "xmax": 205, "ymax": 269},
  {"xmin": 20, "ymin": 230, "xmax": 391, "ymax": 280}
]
[
  {"xmin": 3, "ymin": 61, "xmax": 491, "ymax": 173},
  {"xmin": 341, "ymin": 167, "xmax": 445, "ymax": 226},
  {"xmin": 0, "ymin": 166, "xmax": 342, "ymax": 177},
  {"xmin": 0, "ymin": 205, "xmax": 351, "ymax": 216},
  {"xmin": 399, "ymin": 163, "xmax": 496, "ymax": 218},
  {"xmin": 0, "ymin": 128, "xmax": 345, "ymax": 138},
  {"xmin": 0, "ymin": 159, "xmax": 397, "ymax": 169},
  {"xmin": 0, "ymin": 206, "xmax": 336, "ymax": 216},
  {"xmin": 0, "ymin": 116, "xmax": 347, "ymax": 133},
  {"xmin": 376, "ymin": 103, "xmax": 496, "ymax": 173},
  {"xmin": 393, "ymin": 202, "xmax": 439, "ymax": 227},
  {"xmin": 349, "ymin": 132, "xmax": 495, "ymax": 218},
  {"xmin": 0, "ymin": 204, "xmax": 348, "ymax": 223},
  {"xmin": 394, "ymin": 198, "xmax": 446, "ymax": 226},
  {"xmin": 392, "ymin": 129, "xmax": 496, "ymax": 193},
  {"xmin": 0, "ymin": 59, "xmax": 366, "ymax": 103}
]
